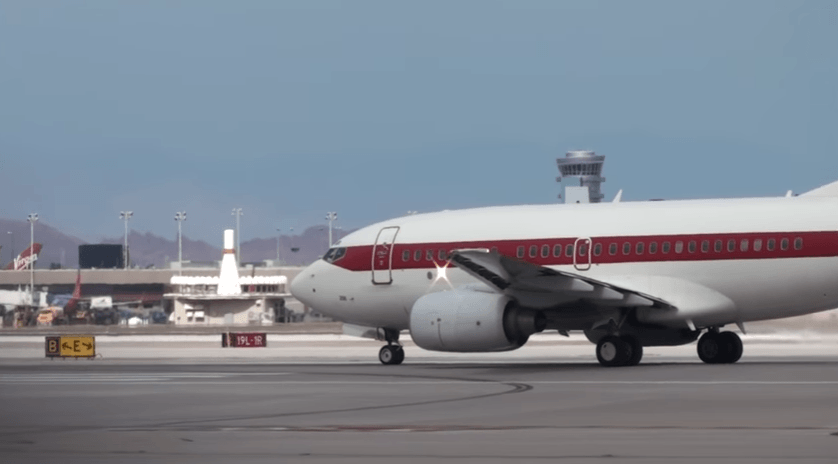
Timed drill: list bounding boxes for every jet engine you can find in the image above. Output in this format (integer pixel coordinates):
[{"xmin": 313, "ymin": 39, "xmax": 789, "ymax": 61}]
[{"xmin": 409, "ymin": 289, "xmax": 545, "ymax": 352}]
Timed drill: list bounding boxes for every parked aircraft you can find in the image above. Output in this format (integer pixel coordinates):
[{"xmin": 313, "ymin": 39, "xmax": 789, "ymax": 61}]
[{"xmin": 291, "ymin": 180, "xmax": 838, "ymax": 366}]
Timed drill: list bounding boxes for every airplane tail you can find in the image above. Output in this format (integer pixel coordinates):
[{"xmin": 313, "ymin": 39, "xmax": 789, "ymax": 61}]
[
  {"xmin": 801, "ymin": 179, "xmax": 838, "ymax": 197},
  {"xmin": 65, "ymin": 270, "xmax": 82, "ymax": 312},
  {"xmin": 4, "ymin": 243, "xmax": 43, "ymax": 270}
]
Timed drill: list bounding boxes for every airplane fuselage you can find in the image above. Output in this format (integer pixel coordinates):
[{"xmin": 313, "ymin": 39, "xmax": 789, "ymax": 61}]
[{"xmin": 293, "ymin": 196, "xmax": 838, "ymax": 330}]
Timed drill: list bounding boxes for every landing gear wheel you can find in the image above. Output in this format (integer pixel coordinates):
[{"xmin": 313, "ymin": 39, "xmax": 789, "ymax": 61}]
[
  {"xmin": 718, "ymin": 331, "xmax": 743, "ymax": 364},
  {"xmin": 698, "ymin": 331, "xmax": 743, "ymax": 364},
  {"xmin": 622, "ymin": 335, "xmax": 644, "ymax": 366},
  {"xmin": 596, "ymin": 335, "xmax": 631, "ymax": 367},
  {"xmin": 697, "ymin": 332, "xmax": 723, "ymax": 364},
  {"xmin": 378, "ymin": 345, "xmax": 404, "ymax": 365},
  {"xmin": 392, "ymin": 345, "xmax": 405, "ymax": 364}
]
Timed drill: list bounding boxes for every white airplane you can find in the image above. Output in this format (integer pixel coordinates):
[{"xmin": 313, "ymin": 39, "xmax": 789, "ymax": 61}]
[{"xmin": 290, "ymin": 180, "xmax": 838, "ymax": 367}]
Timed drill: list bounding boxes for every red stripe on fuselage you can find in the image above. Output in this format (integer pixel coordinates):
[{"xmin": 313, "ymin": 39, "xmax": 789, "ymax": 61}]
[{"xmin": 331, "ymin": 231, "xmax": 838, "ymax": 271}]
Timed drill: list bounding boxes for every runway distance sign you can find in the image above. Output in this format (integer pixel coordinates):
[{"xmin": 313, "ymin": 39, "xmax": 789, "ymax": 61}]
[
  {"xmin": 222, "ymin": 332, "xmax": 267, "ymax": 348},
  {"xmin": 45, "ymin": 335, "xmax": 95, "ymax": 358}
]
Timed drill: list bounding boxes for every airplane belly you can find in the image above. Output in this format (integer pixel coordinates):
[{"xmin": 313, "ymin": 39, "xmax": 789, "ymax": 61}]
[{"xmin": 581, "ymin": 257, "xmax": 838, "ymax": 325}]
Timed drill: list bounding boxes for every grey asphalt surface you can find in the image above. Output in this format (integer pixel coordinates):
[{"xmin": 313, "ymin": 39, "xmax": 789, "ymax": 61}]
[{"xmin": 1, "ymin": 357, "xmax": 837, "ymax": 464}]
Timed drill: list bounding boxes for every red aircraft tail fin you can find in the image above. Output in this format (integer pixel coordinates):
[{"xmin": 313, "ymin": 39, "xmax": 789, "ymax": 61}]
[
  {"xmin": 4, "ymin": 243, "xmax": 43, "ymax": 270},
  {"xmin": 65, "ymin": 270, "xmax": 82, "ymax": 313}
]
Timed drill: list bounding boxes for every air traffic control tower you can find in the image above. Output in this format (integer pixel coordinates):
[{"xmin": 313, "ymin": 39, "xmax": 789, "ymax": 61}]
[{"xmin": 556, "ymin": 150, "xmax": 606, "ymax": 203}]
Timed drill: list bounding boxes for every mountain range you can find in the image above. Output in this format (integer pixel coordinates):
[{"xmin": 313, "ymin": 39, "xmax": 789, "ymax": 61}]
[{"xmin": 0, "ymin": 219, "xmax": 348, "ymax": 269}]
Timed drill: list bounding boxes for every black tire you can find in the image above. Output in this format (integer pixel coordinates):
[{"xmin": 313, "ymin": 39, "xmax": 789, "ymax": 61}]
[
  {"xmin": 596, "ymin": 335, "xmax": 631, "ymax": 367},
  {"xmin": 719, "ymin": 332, "xmax": 743, "ymax": 364},
  {"xmin": 392, "ymin": 346, "xmax": 405, "ymax": 365},
  {"xmin": 697, "ymin": 332, "xmax": 723, "ymax": 364},
  {"xmin": 378, "ymin": 345, "xmax": 400, "ymax": 365},
  {"xmin": 622, "ymin": 335, "xmax": 644, "ymax": 366}
]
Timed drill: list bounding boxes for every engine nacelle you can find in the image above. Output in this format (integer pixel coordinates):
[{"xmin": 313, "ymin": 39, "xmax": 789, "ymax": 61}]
[{"xmin": 409, "ymin": 289, "xmax": 545, "ymax": 352}]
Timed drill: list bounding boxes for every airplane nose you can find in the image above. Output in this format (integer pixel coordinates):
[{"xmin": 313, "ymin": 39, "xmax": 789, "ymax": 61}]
[
  {"xmin": 290, "ymin": 261, "xmax": 321, "ymax": 308},
  {"xmin": 290, "ymin": 269, "xmax": 308, "ymax": 301}
]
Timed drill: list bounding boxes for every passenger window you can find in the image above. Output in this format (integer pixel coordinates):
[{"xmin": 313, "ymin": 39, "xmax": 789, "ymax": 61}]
[
  {"xmin": 781, "ymin": 238, "xmax": 789, "ymax": 251},
  {"xmin": 517, "ymin": 246, "xmax": 524, "ymax": 258},
  {"xmin": 740, "ymin": 239, "xmax": 749, "ymax": 252},
  {"xmin": 490, "ymin": 247, "xmax": 498, "ymax": 255},
  {"xmin": 566, "ymin": 244, "xmax": 574, "ymax": 257},
  {"xmin": 753, "ymin": 239, "xmax": 762, "ymax": 252},
  {"xmin": 622, "ymin": 242, "xmax": 631, "ymax": 255},
  {"xmin": 593, "ymin": 243, "xmax": 602, "ymax": 256},
  {"xmin": 426, "ymin": 250, "xmax": 434, "ymax": 261},
  {"xmin": 441, "ymin": 249, "xmax": 449, "ymax": 260},
  {"xmin": 649, "ymin": 242, "xmax": 657, "ymax": 254},
  {"xmin": 767, "ymin": 238, "xmax": 776, "ymax": 251},
  {"xmin": 541, "ymin": 245, "xmax": 550, "ymax": 258},
  {"xmin": 578, "ymin": 244, "xmax": 588, "ymax": 256},
  {"xmin": 636, "ymin": 242, "xmax": 644, "ymax": 255},
  {"xmin": 553, "ymin": 244, "xmax": 562, "ymax": 257},
  {"xmin": 794, "ymin": 237, "xmax": 803, "ymax": 250},
  {"xmin": 701, "ymin": 240, "xmax": 709, "ymax": 253},
  {"xmin": 688, "ymin": 241, "xmax": 696, "ymax": 253},
  {"xmin": 675, "ymin": 241, "xmax": 684, "ymax": 254},
  {"xmin": 714, "ymin": 240, "xmax": 723, "ymax": 252},
  {"xmin": 414, "ymin": 250, "xmax": 422, "ymax": 262},
  {"xmin": 662, "ymin": 242, "xmax": 671, "ymax": 254},
  {"xmin": 609, "ymin": 243, "xmax": 617, "ymax": 255},
  {"xmin": 402, "ymin": 250, "xmax": 410, "ymax": 262},
  {"xmin": 529, "ymin": 245, "xmax": 537, "ymax": 258},
  {"xmin": 727, "ymin": 239, "xmax": 736, "ymax": 252}
]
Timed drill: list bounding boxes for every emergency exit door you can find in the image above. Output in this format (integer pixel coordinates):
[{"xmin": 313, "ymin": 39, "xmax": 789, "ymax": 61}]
[{"xmin": 372, "ymin": 226, "xmax": 400, "ymax": 284}]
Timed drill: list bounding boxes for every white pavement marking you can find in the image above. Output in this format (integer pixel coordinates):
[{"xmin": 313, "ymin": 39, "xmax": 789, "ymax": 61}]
[
  {"xmin": 1, "ymin": 376, "xmax": 836, "ymax": 385},
  {"xmin": 0, "ymin": 372, "xmax": 291, "ymax": 383}
]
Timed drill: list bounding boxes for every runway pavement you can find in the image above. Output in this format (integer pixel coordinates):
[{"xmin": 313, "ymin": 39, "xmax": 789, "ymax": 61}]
[{"xmin": 0, "ymin": 335, "xmax": 836, "ymax": 463}]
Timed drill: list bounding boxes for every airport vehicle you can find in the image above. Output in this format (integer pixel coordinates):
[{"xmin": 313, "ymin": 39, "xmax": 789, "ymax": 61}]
[
  {"xmin": 4, "ymin": 244, "xmax": 43, "ymax": 270},
  {"xmin": 291, "ymin": 180, "xmax": 838, "ymax": 366}
]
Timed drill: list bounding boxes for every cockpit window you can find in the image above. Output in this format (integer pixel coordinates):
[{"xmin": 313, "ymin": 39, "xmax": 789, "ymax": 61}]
[{"xmin": 323, "ymin": 247, "xmax": 347, "ymax": 263}]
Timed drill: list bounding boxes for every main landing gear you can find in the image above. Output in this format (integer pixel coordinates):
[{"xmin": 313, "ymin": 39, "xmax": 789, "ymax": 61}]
[
  {"xmin": 378, "ymin": 344, "xmax": 404, "ymax": 365},
  {"xmin": 596, "ymin": 335, "xmax": 643, "ymax": 367},
  {"xmin": 697, "ymin": 330, "xmax": 743, "ymax": 364}
]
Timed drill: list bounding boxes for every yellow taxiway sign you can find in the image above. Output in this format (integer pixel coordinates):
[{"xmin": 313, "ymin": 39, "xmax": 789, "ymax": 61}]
[{"xmin": 46, "ymin": 336, "xmax": 95, "ymax": 358}]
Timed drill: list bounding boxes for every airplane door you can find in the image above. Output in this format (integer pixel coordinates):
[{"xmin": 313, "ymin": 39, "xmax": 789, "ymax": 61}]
[
  {"xmin": 573, "ymin": 237, "xmax": 592, "ymax": 271},
  {"xmin": 372, "ymin": 226, "xmax": 400, "ymax": 285}
]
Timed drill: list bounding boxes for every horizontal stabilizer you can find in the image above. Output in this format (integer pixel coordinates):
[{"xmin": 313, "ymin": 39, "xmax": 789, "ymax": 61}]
[{"xmin": 801, "ymin": 179, "xmax": 838, "ymax": 197}]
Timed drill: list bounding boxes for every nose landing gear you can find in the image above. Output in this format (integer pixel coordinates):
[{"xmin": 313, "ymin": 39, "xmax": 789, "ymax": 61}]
[
  {"xmin": 697, "ymin": 330, "xmax": 743, "ymax": 364},
  {"xmin": 378, "ymin": 344, "xmax": 404, "ymax": 365},
  {"xmin": 377, "ymin": 327, "xmax": 404, "ymax": 365}
]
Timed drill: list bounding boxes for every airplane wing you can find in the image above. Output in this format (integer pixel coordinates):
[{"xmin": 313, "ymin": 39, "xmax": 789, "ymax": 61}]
[{"xmin": 448, "ymin": 249, "xmax": 674, "ymax": 310}]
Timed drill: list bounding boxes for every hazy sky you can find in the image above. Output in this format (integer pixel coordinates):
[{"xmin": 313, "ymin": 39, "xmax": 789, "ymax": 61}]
[{"xmin": 1, "ymin": 1, "xmax": 836, "ymax": 244}]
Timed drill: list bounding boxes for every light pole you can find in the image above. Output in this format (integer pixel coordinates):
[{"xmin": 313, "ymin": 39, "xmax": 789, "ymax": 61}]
[
  {"xmin": 174, "ymin": 211, "xmax": 187, "ymax": 270},
  {"xmin": 231, "ymin": 208, "xmax": 243, "ymax": 267},
  {"xmin": 6, "ymin": 231, "xmax": 12, "ymax": 264},
  {"xmin": 27, "ymin": 214, "xmax": 38, "ymax": 305},
  {"xmin": 119, "ymin": 211, "xmax": 133, "ymax": 269},
  {"xmin": 276, "ymin": 227, "xmax": 282, "ymax": 267},
  {"xmin": 325, "ymin": 212, "xmax": 337, "ymax": 248}
]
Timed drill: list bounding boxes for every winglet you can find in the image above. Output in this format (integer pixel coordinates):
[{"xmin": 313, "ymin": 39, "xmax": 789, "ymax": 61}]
[{"xmin": 612, "ymin": 189, "xmax": 623, "ymax": 203}]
